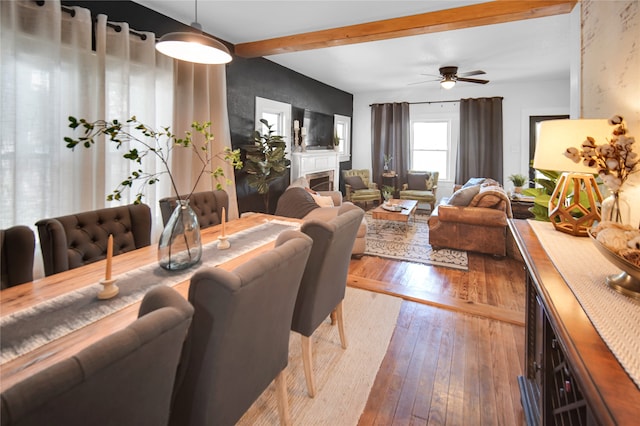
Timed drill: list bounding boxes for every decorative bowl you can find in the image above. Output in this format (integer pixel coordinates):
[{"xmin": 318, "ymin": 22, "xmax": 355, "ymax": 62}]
[
  {"xmin": 382, "ymin": 203, "xmax": 402, "ymax": 212},
  {"xmin": 588, "ymin": 229, "xmax": 640, "ymax": 300}
]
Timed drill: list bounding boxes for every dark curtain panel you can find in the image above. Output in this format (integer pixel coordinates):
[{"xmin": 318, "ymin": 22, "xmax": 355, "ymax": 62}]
[
  {"xmin": 457, "ymin": 97, "xmax": 504, "ymax": 184},
  {"xmin": 370, "ymin": 102, "xmax": 410, "ymax": 187}
]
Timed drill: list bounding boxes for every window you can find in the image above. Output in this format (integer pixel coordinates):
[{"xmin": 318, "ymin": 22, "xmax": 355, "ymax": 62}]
[
  {"xmin": 334, "ymin": 114, "xmax": 351, "ymax": 162},
  {"xmin": 254, "ymin": 97, "xmax": 291, "ymax": 152},
  {"xmin": 410, "ymin": 120, "xmax": 451, "ymax": 179}
]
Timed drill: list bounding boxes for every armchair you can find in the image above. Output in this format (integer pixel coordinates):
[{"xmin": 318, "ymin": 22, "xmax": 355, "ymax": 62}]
[
  {"xmin": 399, "ymin": 171, "xmax": 439, "ymax": 210},
  {"xmin": 342, "ymin": 169, "xmax": 381, "ymax": 207}
]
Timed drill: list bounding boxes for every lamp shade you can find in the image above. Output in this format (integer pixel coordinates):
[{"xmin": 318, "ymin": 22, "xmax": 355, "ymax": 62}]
[
  {"xmin": 533, "ymin": 119, "xmax": 611, "ymax": 173},
  {"xmin": 440, "ymin": 78, "xmax": 456, "ymax": 90},
  {"xmin": 156, "ymin": 28, "xmax": 232, "ymax": 64}
]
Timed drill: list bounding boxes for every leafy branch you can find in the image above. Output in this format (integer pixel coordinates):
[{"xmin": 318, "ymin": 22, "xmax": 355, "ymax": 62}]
[{"xmin": 65, "ymin": 116, "xmax": 242, "ymax": 204}]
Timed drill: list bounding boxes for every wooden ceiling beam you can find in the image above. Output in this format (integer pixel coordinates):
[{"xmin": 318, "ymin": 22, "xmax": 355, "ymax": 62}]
[{"xmin": 234, "ymin": 0, "xmax": 577, "ymax": 58}]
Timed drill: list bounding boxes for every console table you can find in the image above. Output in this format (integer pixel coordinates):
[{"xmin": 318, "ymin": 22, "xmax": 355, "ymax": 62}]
[{"xmin": 509, "ymin": 219, "xmax": 640, "ymax": 425}]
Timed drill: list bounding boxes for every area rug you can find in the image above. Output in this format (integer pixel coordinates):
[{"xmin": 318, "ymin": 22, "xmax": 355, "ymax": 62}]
[
  {"xmin": 364, "ymin": 211, "xmax": 469, "ymax": 270},
  {"xmin": 237, "ymin": 287, "xmax": 402, "ymax": 425}
]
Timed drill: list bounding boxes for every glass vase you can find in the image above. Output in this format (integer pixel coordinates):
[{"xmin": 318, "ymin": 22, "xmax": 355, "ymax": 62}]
[
  {"xmin": 158, "ymin": 199, "xmax": 202, "ymax": 270},
  {"xmin": 600, "ymin": 191, "xmax": 631, "ymax": 225}
]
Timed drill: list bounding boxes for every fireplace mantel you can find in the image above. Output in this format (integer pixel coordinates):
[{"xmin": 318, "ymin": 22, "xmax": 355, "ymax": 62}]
[{"xmin": 291, "ymin": 151, "xmax": 339, "ymax": 190}]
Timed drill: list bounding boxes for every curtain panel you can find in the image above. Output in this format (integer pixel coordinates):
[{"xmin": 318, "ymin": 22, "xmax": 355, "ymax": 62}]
[
  {"xmin": 370, "ymin": 102, "xmax": 410, "ymax": 188},
  {"xmin": 456, "ymin": 97, "xmax": 504, "ymax": 184}
]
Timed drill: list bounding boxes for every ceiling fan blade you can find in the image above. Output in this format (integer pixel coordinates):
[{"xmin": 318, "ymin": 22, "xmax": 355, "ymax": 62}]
[
  {"xmin": 419, "ymin": 73, "xmax": 441, "ymax": 78},
  {"xmin": 457, "ymin": 77, "xmax": 489, "ymax": 84},
  {"xmin": 458, "ymin": 70, "xmax": 486, "ymax": 77},
  {"xmin": 407, "ymin": 79, "xmax": 438, "ymax": 86}
]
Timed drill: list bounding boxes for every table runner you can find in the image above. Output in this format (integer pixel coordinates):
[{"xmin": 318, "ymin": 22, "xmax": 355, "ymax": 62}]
[
  {"xmin": 528, "ymin": 220, "xmax": 640, "ymax": 388},
  {"xmin": 0, "ymin": 220, "xmax": 299, "ymax": 364}
]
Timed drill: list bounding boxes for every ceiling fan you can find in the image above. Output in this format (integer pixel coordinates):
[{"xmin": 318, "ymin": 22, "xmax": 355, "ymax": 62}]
[{"xmin": 411, "ymin": 66, "xmax": 489, "ymax": 89}]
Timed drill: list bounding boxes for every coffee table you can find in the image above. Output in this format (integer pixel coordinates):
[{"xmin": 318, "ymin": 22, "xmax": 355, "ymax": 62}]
[{"xmin": 371, "ymin": 199, "xmax": 418, "ymax": 223}]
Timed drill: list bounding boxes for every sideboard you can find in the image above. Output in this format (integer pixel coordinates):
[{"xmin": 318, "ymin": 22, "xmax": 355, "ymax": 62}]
[{"xmin": 509, "ymin": 219, "xmax": 640, "ymax": 425}]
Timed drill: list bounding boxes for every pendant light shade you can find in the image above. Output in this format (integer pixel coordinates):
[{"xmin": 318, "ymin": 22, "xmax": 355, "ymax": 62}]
[{"xmin": 155, "ymin": 1, "xmax": 232, "ymax": 64}]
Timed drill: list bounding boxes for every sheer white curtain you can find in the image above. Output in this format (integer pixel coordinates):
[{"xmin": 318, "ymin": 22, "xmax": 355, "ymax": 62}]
[{"xmin": 1, "ymin": 0, "xmax": 173, "ymax": 276}]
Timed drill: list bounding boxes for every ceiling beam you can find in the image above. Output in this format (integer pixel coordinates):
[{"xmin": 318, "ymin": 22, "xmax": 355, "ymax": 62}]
[{"xmin": 234, "ymin": 0, "xmax": 577, "ymax": 58}]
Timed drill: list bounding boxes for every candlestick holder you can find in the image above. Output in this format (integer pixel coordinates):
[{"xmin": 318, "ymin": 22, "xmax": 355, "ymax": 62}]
[
  {"xmin": 98, "ymin": 278, "xmax": 119, "ymax": 300},
  {"xmin": 217, "ymin": 235, "xmax": 230, "ymax": 250}
]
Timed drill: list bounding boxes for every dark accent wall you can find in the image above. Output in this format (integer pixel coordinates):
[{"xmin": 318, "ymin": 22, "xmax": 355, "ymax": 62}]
[{"xmin": 62, "ymin": 1, "xmax": 354, "ymax": 214}]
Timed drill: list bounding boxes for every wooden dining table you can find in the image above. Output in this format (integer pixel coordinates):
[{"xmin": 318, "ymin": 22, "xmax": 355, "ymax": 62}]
[{"xmin": 0, "ymin": 213, "xmax": 301, "ymax": 391}]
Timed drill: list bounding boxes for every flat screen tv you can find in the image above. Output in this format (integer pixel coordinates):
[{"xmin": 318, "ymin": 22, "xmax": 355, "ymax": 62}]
[{"xmin": 303, "ymin": 110, "xmax": 334, "ymax": 150}]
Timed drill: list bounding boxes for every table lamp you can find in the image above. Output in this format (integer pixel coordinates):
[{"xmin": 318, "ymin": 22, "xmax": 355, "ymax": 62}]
[{"xmin": 533, "ymin": 119, "xmax": 611, "ymax": 237}]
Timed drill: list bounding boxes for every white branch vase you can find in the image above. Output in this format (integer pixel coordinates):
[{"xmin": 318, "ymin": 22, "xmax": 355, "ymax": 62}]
[{"xmin": 158, "ymin": 199, "xmax": 202, "ymax": 270}]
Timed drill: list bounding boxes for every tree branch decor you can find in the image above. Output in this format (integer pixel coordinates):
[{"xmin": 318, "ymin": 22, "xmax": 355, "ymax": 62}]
[{"xmin": 65, "ymin": 116, "xmax": 242, "ymax": 203}]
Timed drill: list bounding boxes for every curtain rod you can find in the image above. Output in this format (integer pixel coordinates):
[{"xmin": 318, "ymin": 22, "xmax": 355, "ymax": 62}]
[
  {"xmin": 369, "ymin": 99, "xmax": 460, "ymax": 107},
  {"xmin": 55, "ymin": 2, "xmax": 147, "ymax": 40}
]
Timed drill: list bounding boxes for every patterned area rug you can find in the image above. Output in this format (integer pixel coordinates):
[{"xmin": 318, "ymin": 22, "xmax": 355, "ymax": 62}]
[{"xmin": 364, "ymin": 211, "xmax": 469, "ymax": 270}]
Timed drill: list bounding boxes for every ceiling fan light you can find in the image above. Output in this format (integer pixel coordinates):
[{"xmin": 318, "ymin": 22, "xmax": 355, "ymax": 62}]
[
  {"xmin": 156, "ymin": 29, "xmax": 232, "ymax": 64},
  {"xmin": 440, "ymin": 78, "xmax": 456, "ymax": 90}
]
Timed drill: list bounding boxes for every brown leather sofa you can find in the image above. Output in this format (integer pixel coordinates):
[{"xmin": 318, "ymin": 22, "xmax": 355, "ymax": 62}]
[{"xmin": 428, "ymin": 180, "xmax": 512, "ymax": 256}]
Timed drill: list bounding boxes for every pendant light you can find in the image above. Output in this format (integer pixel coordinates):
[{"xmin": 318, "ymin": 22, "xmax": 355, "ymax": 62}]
[{"xmin": 155, "ymin": 0, "xmax": 232, "ymax": 64}]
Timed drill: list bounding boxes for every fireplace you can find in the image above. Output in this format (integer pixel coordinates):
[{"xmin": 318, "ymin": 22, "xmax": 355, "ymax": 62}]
[
  {"xmin": 291, "ymin": 151, "xmax": 340, "ymax": 191},
  {"xmin": 306, "ymin": 170, "xmax": 334, "ymax": 191}
]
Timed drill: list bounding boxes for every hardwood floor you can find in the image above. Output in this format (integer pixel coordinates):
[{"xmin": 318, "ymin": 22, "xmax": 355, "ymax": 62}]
[{"xmin": 348, "ymin": 252, "xmax": 527, "ymax": 425}]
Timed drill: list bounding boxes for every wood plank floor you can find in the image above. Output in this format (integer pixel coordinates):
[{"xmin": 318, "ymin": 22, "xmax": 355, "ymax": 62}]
[{"xmin": 348, "ymin": 252, "xmax": 527, "ymax": 425}]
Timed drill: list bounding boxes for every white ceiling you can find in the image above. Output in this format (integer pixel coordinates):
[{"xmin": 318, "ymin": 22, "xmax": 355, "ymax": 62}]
[{"xmin": 135, "ymin": 1, "xmax": 573, "ymax": 94}]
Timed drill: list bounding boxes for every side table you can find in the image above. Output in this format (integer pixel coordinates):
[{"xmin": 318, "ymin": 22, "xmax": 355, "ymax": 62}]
[
  {"xmin": 510, "ymin": 197, "xmax": 535, "ymax": 219},
  {"xmin": 381, "ymin": 172, "xmax": 398, "ymax": 197}
]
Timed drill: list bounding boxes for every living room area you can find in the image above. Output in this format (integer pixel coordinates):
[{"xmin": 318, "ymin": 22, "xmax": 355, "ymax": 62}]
[{"xmin": 2, "ymin": 1, "xmax": 639, "ymax": 425}]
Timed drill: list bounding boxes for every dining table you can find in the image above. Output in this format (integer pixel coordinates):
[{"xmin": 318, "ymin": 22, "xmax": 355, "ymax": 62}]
[{"xmin": 0, "ymin": 213, "xmax": 302, "ymax": 391}]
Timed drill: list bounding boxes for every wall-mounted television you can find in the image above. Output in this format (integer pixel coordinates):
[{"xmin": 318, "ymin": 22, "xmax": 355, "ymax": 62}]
[{"xmin": 303, "ymin": 110, "xmax": 334, "ymax": 150}]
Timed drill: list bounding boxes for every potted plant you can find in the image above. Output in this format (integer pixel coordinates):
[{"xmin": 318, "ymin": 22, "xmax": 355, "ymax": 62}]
[
  {"xmin": 65, "ymin": 116, "xmax": 242, "ymax": 270},
  {"xmin": 508, "ymin": 173, "xmax": 528, "ymax": 194},
  {"xmin": 382, "ymin": 185, "xmax": 395, "ymax": 201},
  {"xmin": 243, "ymin": 119, "xmax": 291, "ymax": 213}
]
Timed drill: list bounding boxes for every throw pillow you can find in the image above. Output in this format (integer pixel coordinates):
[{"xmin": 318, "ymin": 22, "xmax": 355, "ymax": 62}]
[
  {"xmin": 407, "ymin": 173, "xmax": 430, "ymax": 190},
  {"xmin": 289, "ymin": 176, "xmax": 310, "ymax": 189},
  {"xmin": 274, "ymin": 187, "xmax": 320, "ymax": 219},
  {"xmin": 448, "ymin": 184, "xmax": 481, "ymax": 206},
  {"xmin": 344, "ymin": 175, "xmax": 368, "ymax": 190},
  {"xmin": 462, "ymin": 177, "xmax": 486, "ymax": 188},
  {"xmin": 310, "ymin": 193, "xmax": 334, "ymax": 207}
]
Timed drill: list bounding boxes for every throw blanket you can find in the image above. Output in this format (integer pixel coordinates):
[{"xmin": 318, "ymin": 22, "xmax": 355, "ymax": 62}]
[{"xmin": 275, "ymin": 187, "xmax": 320, "ymax": 219}]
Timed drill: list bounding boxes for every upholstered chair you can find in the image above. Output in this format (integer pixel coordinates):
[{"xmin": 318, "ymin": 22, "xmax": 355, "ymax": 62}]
[
  {"xmin": 0, "ymin": 286, "xmax": 194, "ymax": 426},
  {"xmin": 36, "ymin": 204, "xmax": 151, "ymax": 276},
  {"xmin": 399, "ymin": 171, "xmax": 440, "ymax": 210},
  {"xmin": 342, "ymin": 169, "xmax": 381, "ymax": 207},
  {"xmin": 292, "ymin": 203, "xmax": 365, "ymax": 397},
  {"xmin": 170, "ymin": 230, "xmax": 313, "ymax": 426},
  {"xmin": 159, "ymin": 190, "xmax": 228, "ymax": 229},
  {"xmin": 0, "ymin": 226, "xmax": 35, "ymax": 289}
]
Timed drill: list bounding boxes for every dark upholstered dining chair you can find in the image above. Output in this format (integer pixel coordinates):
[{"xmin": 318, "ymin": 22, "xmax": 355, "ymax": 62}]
[
  {"xmin": 169, "ymin": 230, "xmax": 313, "ymax": 426},
  {"xmin": 35, "ymin": 203, "xmax": 151, "ymax": 276},
  {"xmin": 0, "ymin": 286, "xmax": 194, "ymax": 426},
  {"xmin": 0, "ymin": 226, "xmax": 35, "ymax": 289},
  {"xmin": 159, "ymin": 190, "xmax": 228, "ymax": 229},
  {"xmin": 292, "ymin": 203, "xmax": 365, "ymax": 397}
]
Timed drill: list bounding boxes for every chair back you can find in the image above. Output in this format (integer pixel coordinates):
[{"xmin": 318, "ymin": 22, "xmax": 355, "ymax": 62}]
[
  {"xmin": 343, "ymin": 169, "xmax": 371, "ymax": 187},
  {"xmin": 36, "ymin": 204, "xmax": 151, "ymax": 276},
  {"xmin": 0, "ymin": 286, "xmax": 194, "ymax": 426},
  {"xmin": 159, "ymin": 190, "xmax": 228, "ymax": 229},
  {"xmin": 170, "ymin": 230, "xmax": 313, "ymax": 426},
  {"xmin": 0, "ymin": 226, "xmax": 35, "ymax": 289},
  {"xmin": 292, "ymin": 204, "xmax": 365, "ymax": 337}
]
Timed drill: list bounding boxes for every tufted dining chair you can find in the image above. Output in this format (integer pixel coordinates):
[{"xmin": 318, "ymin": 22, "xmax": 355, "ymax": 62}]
[
  {"xmin": 35, "ymin": 204, "xmax": 151, "ymax": 277},
  {"xmin": 0, "ymin": 286, "xmax": 194, "ymax": 426},
  {"xmin": 159, "ymin": 190, "xmax": 228, "ymax": 230},
  {"xmin": 0, "ymin": 226, "xmax": 35, "ymax": 289},
  {"xmin": 292, "ymin": 203, "xmax": 365, "ymax": 397}
]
